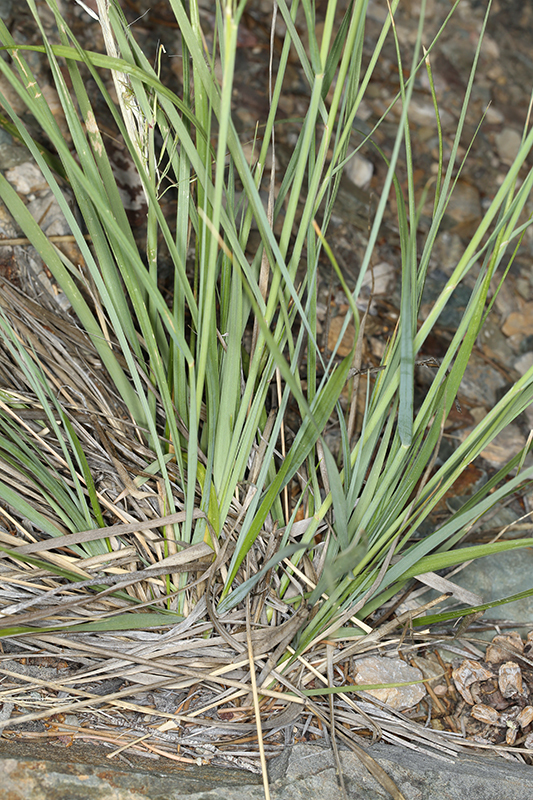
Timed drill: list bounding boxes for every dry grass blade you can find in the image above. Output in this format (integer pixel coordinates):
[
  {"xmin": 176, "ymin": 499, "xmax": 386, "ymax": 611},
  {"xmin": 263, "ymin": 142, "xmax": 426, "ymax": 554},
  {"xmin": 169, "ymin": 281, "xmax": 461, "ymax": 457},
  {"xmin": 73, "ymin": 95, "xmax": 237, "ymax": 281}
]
[
  {"xmin": 247, "ymin": 595, "xmax": 271, "ymax": 800},
  {"xmin": 327, "ymin": 643, "xmax": 348, "ymax": 799},
  {"xmin": 1, "ymin": 511, "xmax": 207, "ymax": 557},
  {"xmin": 0, "ymin": 281, "xmax": 215, "ymax": 623}
]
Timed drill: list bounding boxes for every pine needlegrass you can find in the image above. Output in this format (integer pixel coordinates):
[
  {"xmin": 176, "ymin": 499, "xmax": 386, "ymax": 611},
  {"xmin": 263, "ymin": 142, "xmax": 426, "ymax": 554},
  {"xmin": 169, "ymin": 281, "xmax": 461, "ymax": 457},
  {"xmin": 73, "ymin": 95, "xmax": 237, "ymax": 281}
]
[{"xmin": 0, "ymin": 0, "xmax": 532, "ymax": 677}]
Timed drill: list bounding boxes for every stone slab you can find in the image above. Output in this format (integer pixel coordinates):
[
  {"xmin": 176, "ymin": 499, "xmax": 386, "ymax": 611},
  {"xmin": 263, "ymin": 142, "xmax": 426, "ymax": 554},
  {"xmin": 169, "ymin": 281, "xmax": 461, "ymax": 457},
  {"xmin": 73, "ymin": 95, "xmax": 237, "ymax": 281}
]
[{"xmin": 2, "ymin": 737, "xmax": 533, "ymax": 800}]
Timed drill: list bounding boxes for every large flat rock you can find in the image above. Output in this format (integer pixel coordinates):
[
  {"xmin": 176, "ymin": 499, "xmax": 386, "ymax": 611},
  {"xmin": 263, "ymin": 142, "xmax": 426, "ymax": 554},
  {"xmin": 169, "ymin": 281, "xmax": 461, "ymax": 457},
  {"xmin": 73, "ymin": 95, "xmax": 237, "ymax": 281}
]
[{"xmin": 2, "ymin": 737, "xmax": 533, "ymax": 799}]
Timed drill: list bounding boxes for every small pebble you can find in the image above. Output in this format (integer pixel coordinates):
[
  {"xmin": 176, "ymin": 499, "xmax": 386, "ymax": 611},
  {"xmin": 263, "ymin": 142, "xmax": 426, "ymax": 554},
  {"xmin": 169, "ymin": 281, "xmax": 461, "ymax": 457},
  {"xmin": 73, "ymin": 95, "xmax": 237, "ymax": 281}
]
[
  {"xmin": 478, "ymin": 425, "xmax": 525, "ymax": 469},
  {"xmin": 513, "ymin": 352, "xmax": 533, "ymax": 375},
  {"xmin": 353, "ymin": 655, "xmax": 426, "ymax": 711},
  {"xmin": 5, "ymin": 162, "xmax": 49, "ymax": 195},
  {"xmin": 344, "ymin": 150, "xmax": 374, "ymax": 188},
  {"xmin": 445, "ymin": 180, "xmax": 482, "ymax": 227},
  {"xmin": 502, "ymin": 304, "xmax": 533, "ymax": 338},
  {"xmin": 495, "ymin": 127, "xmax": 522, "ymax": 166}
]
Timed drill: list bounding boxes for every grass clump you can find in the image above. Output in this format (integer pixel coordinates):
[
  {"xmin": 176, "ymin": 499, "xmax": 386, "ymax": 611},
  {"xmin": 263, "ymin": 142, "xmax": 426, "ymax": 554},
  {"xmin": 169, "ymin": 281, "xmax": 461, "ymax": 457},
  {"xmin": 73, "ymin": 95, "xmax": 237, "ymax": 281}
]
[{"xmin": 0, "ymin": 0, "xmax": 533, "ymax": 761}]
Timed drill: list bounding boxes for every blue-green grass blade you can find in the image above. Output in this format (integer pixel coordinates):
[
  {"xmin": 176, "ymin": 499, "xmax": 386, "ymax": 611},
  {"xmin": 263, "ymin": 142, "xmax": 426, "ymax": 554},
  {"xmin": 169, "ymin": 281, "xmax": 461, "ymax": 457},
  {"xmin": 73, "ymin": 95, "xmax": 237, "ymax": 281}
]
[{"xmin": 414, "ymin": 587, "xmax": 533, "ymax": 627}]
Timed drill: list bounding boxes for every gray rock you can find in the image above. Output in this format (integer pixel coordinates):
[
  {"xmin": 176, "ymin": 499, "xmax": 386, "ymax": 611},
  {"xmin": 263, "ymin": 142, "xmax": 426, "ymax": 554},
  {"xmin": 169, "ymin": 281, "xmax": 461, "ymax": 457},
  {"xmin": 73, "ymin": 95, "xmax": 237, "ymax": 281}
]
[
  {"xmin": 446, "ymin": 547, "xmax": 533, "ymax": 624},
  {"xmin": 2, "ymin": 737, "xmax": 533, "ymax": 800},
  {"xmin": 281, "ymin": 743, "xmax": 533, "ymax": 800}
]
